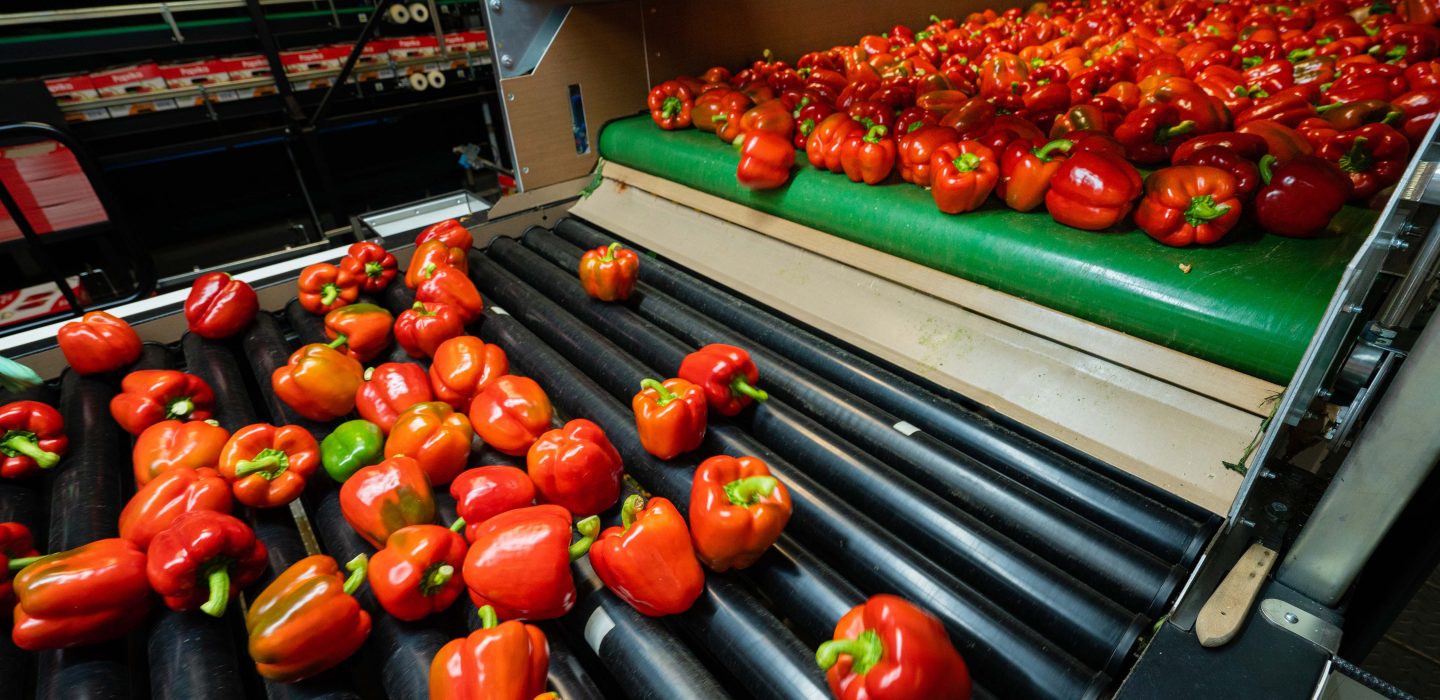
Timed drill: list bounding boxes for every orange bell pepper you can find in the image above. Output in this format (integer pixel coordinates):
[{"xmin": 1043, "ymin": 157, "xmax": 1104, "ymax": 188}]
[
  {"xmin": 688, "ymin": 455, "xmax": 792, "ymax": 572},
  {"xmin": 132, "ymin": 418, "xmax": 230, "ymax": 486},
  {"xmin": 271, "ymin": 337, "xmax": 364, "ymax": 422},
  {"xmin": 297, "ymin": 262, "xmax": 359, "ymax": 315},
  {"xmin": 246, "ymin": 554, "xmax": 371, "ymax": 682},
  {"xmin": 405, "ymin": 239, "xmax": 469, "ymax": 289},
  {"xmin": 339, "ymin": 455, "xmax": 436, "ymax": 548},
  {"xmin": 429, "ymin": 337, "xmax": 510, "ymax": 411},
  {"xmin": 632, "ymin": 378, "xmax": 707, "ymax": 460},
  {"xmin": 384, "ymin": 402, "xmax": 473, "ymax": 486},
  {"xmin": 577, "ymin": 242, "xmax": 640, "ymax": 302},
  {"xmin": 370, "ymin": 523, "xmax": 467, "ymax": 621},
  {"xmin": 118, "ymin": 466, "xmax": 233, "ymax": 550},
  {"xmin": 526, "ymin": 419, "xmax": 624, "ymax": 517},
  {"xmin": 218, "ymin": 423, "xmax": 320, "ymax": 508},
  {"xmin": 323, "ymin": 303, "xmax": 393, "ymax": 364},
  {"xmin": 11, "ymin": 539, "xmax": 151, "ymax": 650},
  {"xmin": 469, "ymin": 375, "xmax": 553, "ymax": 457},
  {"xmin": 429, "ymin": 605, "xmax": 549, "ymax": 700},
  {"xmin": 589, "ymin": 495, "xmax": 705, "ymax": 617},
  {"xmin": 415, "ymin": 267, "xmax": 485, "ymax": 323}
]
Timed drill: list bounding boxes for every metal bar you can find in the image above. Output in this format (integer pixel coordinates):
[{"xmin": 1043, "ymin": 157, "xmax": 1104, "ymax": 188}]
[
  {"xmin": 1277, "ymin": 316, "xmax": 1440, "ymax": 606},
  {"xmin": 306, "ymin": 0, "xmax": 392, "ymax": 128},
  {"xmin": 0, "ymin": 0, "xmax": 324, "ymax": 26},
  {"xmin": 245, "ymin": 0, "xmax": 304, "ymax": 121},
  {"xmin": 1377, "ymin": 215, "xmax": 1440, "ymax": 328},
  {"xmin": 0, "ymin": 175, "xmax": 85, "ymax": 316}
]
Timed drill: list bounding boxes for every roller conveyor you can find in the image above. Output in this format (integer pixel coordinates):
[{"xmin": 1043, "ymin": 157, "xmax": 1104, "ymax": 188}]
[{"xmin": 0, "ymin": 212, "xmax": 1223, "ymax": 700}]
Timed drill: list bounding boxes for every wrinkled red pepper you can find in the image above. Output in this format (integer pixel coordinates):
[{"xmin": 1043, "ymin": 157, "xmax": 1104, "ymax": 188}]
[
  {"xmin": 185, "ymin": 272, "xmax": 258, "ymax": 340},
  {"xmin": 1316, "ymin": 122, "xmax": 1410, "ymax": 200},
  {"xmin": 526, "ymin": 418, "xmax": 623, "ymax": 517},
  {"xmin": 677, "ymin": 344, "xmax": 769, "ymax": 417},
  {"xmin": 339, "ymin": 241, "xmax": 398, "ymax": 294},
  {"xmin": 356, "ymin": 362, "xmax": 434, "ymax": 434}
]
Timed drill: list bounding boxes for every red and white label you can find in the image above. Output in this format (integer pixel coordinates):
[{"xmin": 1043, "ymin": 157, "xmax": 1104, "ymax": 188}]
[{"xmin": 90, "ymin": 63, "xmax": 166, "ymax": 95}]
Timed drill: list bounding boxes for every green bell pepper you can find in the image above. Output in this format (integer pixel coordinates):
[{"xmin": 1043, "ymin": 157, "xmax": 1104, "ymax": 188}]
[{"xmin": 320, "ymin": 419, "xmax": 385, "ymax": 483}]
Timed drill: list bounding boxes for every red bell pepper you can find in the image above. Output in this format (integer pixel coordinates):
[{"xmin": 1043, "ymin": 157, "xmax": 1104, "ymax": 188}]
[
  {"xmin": 340, "ymin": 241, "xmax": 398, "ymax": 294},
  {"xmin": 406, "ymin": 239, "xmax": 469, "ymax": 289},
  {"xmin": 1293, "ymin": 56, "xmax": 1338, "ymax": 87},
  {"xmin": 997, "ymin": 138, "xmax": 1073, "ymax": 212},
  {"xmin": 806, "ymin": 113, "xmax": 865, "ymax": 172},
  {"xmin": 677, "ymin": 344, "xmax": 769, "ymax": 417},
  {"xmin": 415, "ymin": 267, "xmax": 484, "ymax": 324},
  {"xmin": 1114, "ymin": 104, "xmax": 1197, "ymax": 164},
  {"xmin": 1316, "ymin": 122, "xmax": 1410, "ymax": 200},
  {"xmin": 463, "ymin": 505, "xmax": 599, "ymax": 620},
  {"xmin": 737, "ymin": 100, "xmax": 796, "ymax": 142},
  {"xmin": 793, "ymin": 95, "xmax": 836, "ymax": 148},
  {"xmin": 384, "ymin": 401, "xmax": 473, "ymax": 486},
  {"xmin": 1134, "ymin": 166, "xmax": 1244, "ymax": 246},
  {"xmin": 1171, "ymin": 131, "xmax": 1270, "ymax": 162},
  {"xmin": 356, "ymin": 362, "xmax": 434, "ymax": 434},
  {"xmin": 1174, "ymin": 146, "xmax": 1263, "ymax": 201},
  {"xmin": 840, "ymin": 125, "xmax": 897, "ymax": 185},
  {"xmin": 578, "ymin": 242, "xmax": 640, "ymax": 302},
  {"xmin": 218, "ymin": 423, "xmax": 320, "ymax": 508},
  {"xmin": 416, "ymin": 219, "xmax": 474, "ymax": 252},
  {"xmin": 184, "ymin": 272, "xmax": 258, "ymax": 340},
  {"xmin": 931, "ymin": 141, "xmax": 1000, "ymax": 214},
  {"xmin": 897, "ymin": 125, "xmax": 960, "ymax": 186},
  {"xmin": 370, "ymin": 523, "xmax": 468, "ymax": 621},
  {"xmin": 110, "ymin": 370, "xmax": 215, "ymax": 436},
  {"xmin": 979, "ymin": 52, "xmax": 1031, "ymax": 98},
  {"xmin": 1244, "ymin": 59, "xmax": 1297, "ymax": 94},
  {"xmin": 736, "ymin": 131, "xmax": 796, "ymax": 190},
  {"xmin": 1255, "ymin": 155, "xmax": 1354, "ymax": 237},
  {"xmin": 147, "ymin": 511, "xmax": 267, "ymax": 617},
  {"xmin": 0, "ymin": 523, "xmax": 37, "ymax": 614},
  {"xmin": 941, "ymin": 97, "xmax": 998, "ymax": 139},
  {"xmin": 119, "ymin": 466, "xmax": 233, "ymax": 550},
  {"xmin": 469, "ymin": 375, "xmax": 553, "ymax": 456},
  {"xmin": 1048, "ymin": 104, "xmax": 1109, "ymax": 139},
  {"xmin": 1236, "ymin": 119, "xmax": 1315, "ymax": 161},
  {"xmin": 692, "ymin": 89, "xmax": 735, "ymax": 133},
  {"xmin": 688, "ymin": 455, "xmax": 792, "ymax": 572},
  {"xmin": 1405, "ymin": 61, "xmax": 1440, "ymax": 91},
  {"xmin": 846, "ymin": 100, "xmax": 895, "ymax": 131},
  {"xmin": 649, "ymin": 81, "xmax": 694, "ymax": 130},
  {"xmin": 1046, "ymin": 151, "xmax": 1144, "ymax": 230},
  {"xmin": 816, "ymin": 594, "xmax": 972, "ymax": 700},
  {"xmin": 632, "ymin": 378, "xmax": 707, "ymax": 460},
  {"xmin": 297, "ymin": 262, "xmax": 359, "ymax": 315},
  {"xmin": 430, "ymin": 605, "xmax": 549, "ymax": 700},
  {"xmin": 429, "ymin": 336, "xmax": 510, "ymax": 411},
  {"xmin": 1235, "ymin": 84, "xmax": 1320, "ymax": 126},
  {"xmin": 0, "ymin": 401, "xmax": 66, "ymax": 479},
  {"xmin": 340, "ymin": 455, "xmax": 437, "ymax": 548},
  {"xmin": 394, "ymin": 301, "xmax": 466, "ymax": 360},
  {"xmin": 11, "ymin": 538, "xmax": 151, "ymax": 650},
  {"xmin": 246, "ymin": 554, "xmax": 371, "ymax": 682},
  {"xmin": 451, "ymin": 465, "xmax": 536, "ymax": 541},
  {"xmin": 526, "ymin": 418, "xmax": 623, "ymax": 517},
  {"xmin": 1392, "ymin": 89, "xmax": 1440, "ymax": 142},
  {"xmin": 324, "ymin": 303, "xmax": 394, "ymax": 363},
  {"xmin": 272, "ymin": 337, "xmax": 365, "ymax": 422},
  {"xmin": 589, "ymin": 495, "xmax": 705, "ymax": 617},
  {"xmin": 1379, "ymin": 23, "xmax": 1440, "ymax": 62},
  {"xmin": 700, "ymin": 91, "xmax": 753, "ymax": 139},
  {"xmin": 56, "ymin": 311, "xmax": 142, "ymax": 376}
]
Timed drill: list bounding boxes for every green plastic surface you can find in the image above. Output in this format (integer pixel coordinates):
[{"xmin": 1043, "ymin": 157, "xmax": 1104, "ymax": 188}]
[{"xmin": 599, "ymin": 114, "xmax": 1376, "ymax": 383}]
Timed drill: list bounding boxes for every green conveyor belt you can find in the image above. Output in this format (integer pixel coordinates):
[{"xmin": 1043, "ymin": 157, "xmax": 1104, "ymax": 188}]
[{"xmin": 599, "ymin": 114, "xmax": 1377, "ymax": 384}]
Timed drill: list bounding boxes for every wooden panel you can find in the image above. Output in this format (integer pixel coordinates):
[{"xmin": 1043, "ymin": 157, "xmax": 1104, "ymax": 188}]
[
  {"xmin": 643, "ymin": 0, "xmax": 1026, "ymax": 79},
  {"xmin": 499, "ymin": 1, "xmax": 648, "ymax": 191}
]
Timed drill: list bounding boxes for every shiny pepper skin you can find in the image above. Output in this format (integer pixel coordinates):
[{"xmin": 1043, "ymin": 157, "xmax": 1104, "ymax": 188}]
[{"xmin": 577, "ymin": 242, "xmax": 640, "ymax": 302}]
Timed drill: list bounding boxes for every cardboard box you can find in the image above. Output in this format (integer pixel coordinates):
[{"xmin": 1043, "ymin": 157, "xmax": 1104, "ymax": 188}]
[
  {"xmin": 218, "ymin": 55, "xmax": 271, "ymax": 81},
  {"xmin": 159, "ymin": 60, "xmax": 231, "ymax": 89},
  {"xmin": 43, "ymin": 74, "xmax": 100, "ymax": 104},
  {"xmin": 90, "ymin": 63, "xmax": 166, "ymax": 96},
  {"xmin": 106, "ymin": 99, "xmax": 179, "ymax": 118},
  {"xmin": 280, "ymin": 46, "xmax": 348, "ymax": 75},
  {"xmin": 0, "ymin": 276, "xmax": 90, "ymax": 328},
  {"xmin": 338, "ymin": 40, "xmax": 392, "ymax": 67},
  {"xmin": 443, "ymin": 30, "xmax": 489, "ymax": 54},
  {"xmin": 388, "ymin": 35, "xmax": 440, "ymax": 60},
  {"xmin": 62, "ymin": 107, "xmax": 111, "ymax": 124}
]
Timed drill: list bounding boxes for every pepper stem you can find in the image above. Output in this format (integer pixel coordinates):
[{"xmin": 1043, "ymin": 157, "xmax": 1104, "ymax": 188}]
[
  {"xmin": 449, "ymin": 517, "xmax": 466, "ymax": 533},
  {"xmin": 1184, "ymin": 195, "xmax": 1233, "ymax": 227},
  {"xmin": 363, "ymin": 367, "xmax": 375, "ymax": 381},
  {"xmin": 1035, "ymin": 139, "xmax": 1074, "ymax": 161},
  {"xmin": 365, "ymin": 261, "xmax": 384, "ymax": 278},
  {"xmin": 0, "ymin": 431, "xmax": 59, "ymax": 469},
  {"xmin": 570, "ymin": 516, "xmax": 601, "ymax": 560},
  {"xmin": 410, "ymin": 301, "xmax": 434, "ymax": 316},
  {"xmin": 661, "ymin": 96, "xmax": 682, "ymax": 120},
  {"xmin": 863, "ymin": 124, "xmax": 888, "ymax": 143},
  {"xmin": 1316, "ymin": 101, "xmax": 1345, "ymax": 114},
  {"xmin": 421, "ymin": 564, "xmax": 455, "ymax": 596},
  {"xmin": 320, "ymin": 284, "xmax": 340, "ymax": 306},
  {"xmin": 167, "ymin": 397, "xmax": 195, "ymax": 420},
  {"xmin": 342, "ymin": 554, "xmax": 368, "ymax": 595},
  {"xmin": 234, "ymin": 448, "xmax": 289, "ymax": 479},
  {"xmin": 1338, "ymin": 136, "xmax": 1372, "ymax": 173},
  {"xmin": 730, "ymin": 376, "xmax": 769, "ymax": 403},
  {"xmin": 477, "ymin": 604, "xmax": 499, "ymax": 629},
  {"xmin": 1258, "ymin": 154, "xmax": 1277, "ymax": 185},
  {"xmin": 1158, "ymin": 120, "xmax": 1196, "ymax": 142},
  {"xmin": 640, "ymin": 378, "xmax": 677, "ymax": 406},
  {"xmin": 7, "ymin": 555, "xmax": 42, "ymax": 571},
  {"xmin": 327, "ymin": 333, "xmax": 349, "ymax": 350},
  {"xmin": 953, "ymin": 152, "xmax": 981, "ymax": 172},
  {"xmin": 422, "ymin": 262, "xmax": 437, "ymax": 280},
  {"xmin": 816, "ymin": 629, "xmax": 885, "ymax": 675},
  {"xmin": 199, "ymin": 562, "xmax": 231, "ymax": 617},
  {"xmin": 620, "ymin": 494, "xmax": 646, "ymax": 530},
  {"xmin": 724, "ymin": 476, "xmax": 778, "ymax": 507},
  {"xmin": 602, "ymin": 242, "xmax": 622, "ymax": 262}
]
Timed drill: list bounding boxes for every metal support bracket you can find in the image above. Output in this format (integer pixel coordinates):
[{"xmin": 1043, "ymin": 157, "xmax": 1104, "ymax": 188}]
[
  {"xmin": 483, "ymin": 0, "xmax": 614, "ymax": 79},
  {"xmin": 1260, "ymin": 599, "xmax": 1341, "ymax": 654},
  {"xmin": 160, "ymin": 3, "xmax": 186, "ymax": 43}
]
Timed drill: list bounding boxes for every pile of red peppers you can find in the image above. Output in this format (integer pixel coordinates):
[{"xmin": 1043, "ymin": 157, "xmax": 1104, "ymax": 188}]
[
  {"xmin": 648, "ymin": 0, "xmax": 1440, "ymax": 245},
  {"xmin": 4, "ymin": 217, "xmax": 979, "ymax": 698}
]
